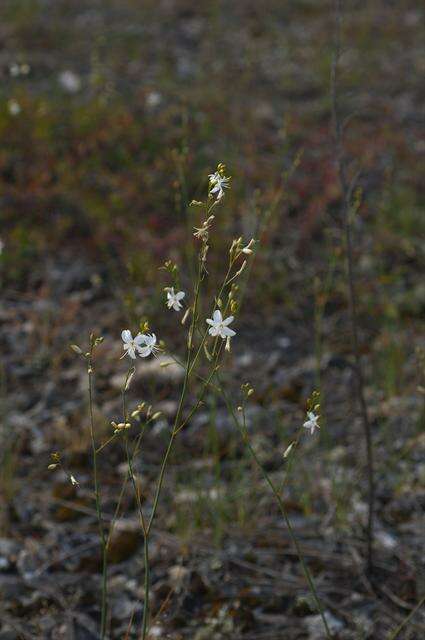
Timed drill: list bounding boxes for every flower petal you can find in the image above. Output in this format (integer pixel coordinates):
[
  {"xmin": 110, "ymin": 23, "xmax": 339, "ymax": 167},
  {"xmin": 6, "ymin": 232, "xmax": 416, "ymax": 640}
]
[
  {"xmin": 213, "ymin": 309, "xmax": 222, "ymax": 323},
  {"xmin": 221, "ymin": 327, "xmax": 236, "ymax": 337},
  {"xmin": 138, "ymin": 345, "xmax": 151, "ymax": 358},
  {"xmin": 222, "ymin": 315, "xmax": 234, "ymax": 326},
  {"xmin": 121, "ymin": 329, "xmax": 132, "ymax": 343}
]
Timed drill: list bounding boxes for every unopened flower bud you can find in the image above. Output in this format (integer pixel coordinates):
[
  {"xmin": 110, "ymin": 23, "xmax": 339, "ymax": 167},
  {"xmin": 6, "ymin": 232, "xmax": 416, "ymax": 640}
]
[
  {"xmin": 181, "ymin": 308, "xmax": 190, "ymax": 325},
  {"xmin": 283, "ymin": 442, "xmax": 295, "ymax": 458},
  {"xmin": 242, "ymin": 239, "xmax": 255, "ymax": 255},
  {"xmin": 70, "ymin": 344, "xmax": 83, "ymax": 355}
]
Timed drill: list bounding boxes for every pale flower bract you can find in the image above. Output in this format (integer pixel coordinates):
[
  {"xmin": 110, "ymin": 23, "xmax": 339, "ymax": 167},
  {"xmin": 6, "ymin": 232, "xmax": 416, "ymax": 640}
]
[{"xmin": 206, "ymin": 309, "xmax": 236, "ymax": 339}]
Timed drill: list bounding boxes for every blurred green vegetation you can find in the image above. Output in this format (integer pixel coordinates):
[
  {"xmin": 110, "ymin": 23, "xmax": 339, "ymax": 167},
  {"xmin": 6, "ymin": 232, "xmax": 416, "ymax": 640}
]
[{"xmin": 0, "ymin": 0, "xmax": 424, "ymax": 396}]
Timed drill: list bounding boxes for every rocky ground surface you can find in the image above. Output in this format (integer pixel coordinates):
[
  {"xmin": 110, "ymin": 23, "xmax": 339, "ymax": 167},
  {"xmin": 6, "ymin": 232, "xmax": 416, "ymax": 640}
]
[{"xmin": 1, "ymin": 251, "xmax": 424, "ymax": 639}]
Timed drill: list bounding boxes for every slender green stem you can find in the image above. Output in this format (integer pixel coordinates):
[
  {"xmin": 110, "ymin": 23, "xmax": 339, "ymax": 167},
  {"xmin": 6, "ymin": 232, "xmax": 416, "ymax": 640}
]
[
  {"xmin": 125, "ymin": 432, "xmax": 150, "ymax": 640},
  {"xmin": 125, "ymin": 437, "xmax": 147, "ymax": 534},
  {"xmin": 88, "ymin": 352, "xmax": 108, "ymax": 638},
  {"xmin": 146, "ymin": 265, "xmax": 203, "ymax": 538},
  {"xmin": 96, "ymin": 432, "xmax": 119, "ymax": 454},
  {"xmin": 104, "ymin": 420, "xmax": 148, "ymax": 552},
  {"xmin": 138, "ymin": 202, "xmax": 246, "ymax": 638},
  {"xmin": 217, "ymin": 377, "xmax": 332, "ymax": 640},
  {"xmin": 120, "ymin": 365, "xmax": 151, "ymax": 640},
  {"xmin": 279, "ymin": 426, "xmax": 303, "ymax": 493},
  {"xmin": 173, "ymin": 362, "xmax": 219, "ymax": 435},
  {"xmin": 141, "ymin": 526, "xmax": 150, "ymax": 639},
  {"xmin": 140, "ymin": 252, "xmax": 204, "ymax": 639},
  {"xmin": 387, "ymin": 594, "xmax": 425, "ymax": 640},
  {"xmin": 188, "ymin": 260, "xmax": 233, "ymax": 377},
  {"xmin": 106, "ymin": 476, "xmax": 128, "ymax": 549}
]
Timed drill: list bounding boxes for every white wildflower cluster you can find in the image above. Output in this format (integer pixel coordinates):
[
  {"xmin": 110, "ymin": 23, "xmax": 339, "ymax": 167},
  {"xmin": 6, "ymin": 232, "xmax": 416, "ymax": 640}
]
[
  {"xmin": 58, "ymin": 161, "xmax": 328, "ymax": 638},
  {"xmin": 122, "ymin": 330, "xmax": 159, "ymax": 359},
  {"xmin": 119, "ymin": 164, "xmax": 253, "ymax": 361}
]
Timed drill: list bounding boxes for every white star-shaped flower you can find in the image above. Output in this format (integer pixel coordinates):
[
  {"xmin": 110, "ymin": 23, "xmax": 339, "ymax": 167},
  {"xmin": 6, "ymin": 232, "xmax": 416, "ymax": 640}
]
[
  {"xmin": 122, "ymin": 330, "xmax": 146, "ymax": 359},
  {"xmin": 206, "ymin": 309, "xmax": 236, "ymax": 339},
  {"xmin": 208, "ymin": 171, "xmax": 230, "ymax": 201},
  {"xmin": 138, "ymin": 333, "xmax": 160, "ymax": 358},
  {"xmin": 166, "ymin": 287, "xmax": 185, "ymax": 311},
  {"xmin": 303, "ymin": 411, "xmax": 320, "ymax": 435}
]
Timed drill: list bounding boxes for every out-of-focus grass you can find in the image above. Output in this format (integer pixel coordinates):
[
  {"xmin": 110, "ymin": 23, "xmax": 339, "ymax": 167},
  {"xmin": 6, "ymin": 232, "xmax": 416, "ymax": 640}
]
[
  {"xmin": 1, "ymin": 0, "xmax": 423, "ymax": 409},
  {"xmin": 1, "ymin": 4, "xmax": 421, "ymax": 246}
]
